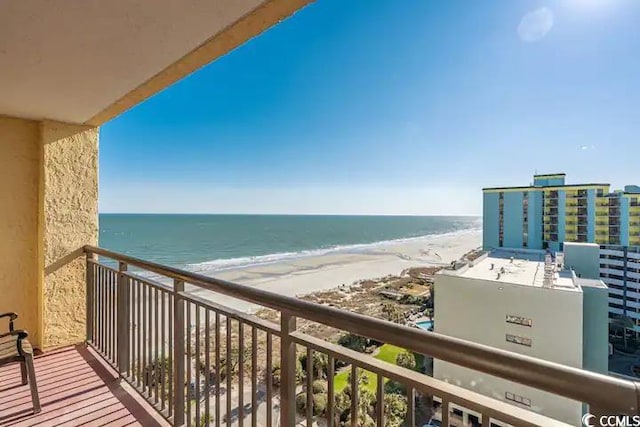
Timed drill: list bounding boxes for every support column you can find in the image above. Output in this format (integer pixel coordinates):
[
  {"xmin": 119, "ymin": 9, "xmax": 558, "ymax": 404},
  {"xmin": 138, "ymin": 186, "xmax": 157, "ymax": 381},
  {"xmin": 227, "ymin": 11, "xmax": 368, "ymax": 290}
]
[
  {"xmin": 40, "ymin": 121, "xmax": 98, "ymax": 348},
  {"xmin": 0, "ymin": 117, "xmax": 40, "ymax": 346}
]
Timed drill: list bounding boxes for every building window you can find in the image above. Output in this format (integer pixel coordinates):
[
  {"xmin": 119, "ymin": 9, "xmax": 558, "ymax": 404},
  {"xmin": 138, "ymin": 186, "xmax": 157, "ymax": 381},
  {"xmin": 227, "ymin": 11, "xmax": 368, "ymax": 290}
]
[
  {"xmin": 506, "ymin": 334, "xmax": 532, "ymax": 347},
  {"xmin": 505, "ymin": 392, "xmax": 531, "ymax": 407},
  {"xmin": 506, "ymin": 315, "xmax": 532, "ymax": 327}
]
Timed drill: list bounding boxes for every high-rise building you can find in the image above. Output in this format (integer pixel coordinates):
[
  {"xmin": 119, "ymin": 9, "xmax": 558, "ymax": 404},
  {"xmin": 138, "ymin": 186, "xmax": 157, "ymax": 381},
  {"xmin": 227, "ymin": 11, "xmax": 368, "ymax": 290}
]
[
  {"xmin": 433, "ymin": 245, "xmax": 608, "ymax": 425},
  {"xmin": 483, "ymin": 173, "xmax": 640, "ymax": 331}
]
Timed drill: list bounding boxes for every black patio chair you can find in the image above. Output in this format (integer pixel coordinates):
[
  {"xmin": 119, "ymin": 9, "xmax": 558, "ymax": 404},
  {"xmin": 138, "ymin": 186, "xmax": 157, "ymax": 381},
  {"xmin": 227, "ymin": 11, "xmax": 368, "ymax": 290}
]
[{"xmin": 0, "ymin": 312, "xmax": 41, "ymax": 414}]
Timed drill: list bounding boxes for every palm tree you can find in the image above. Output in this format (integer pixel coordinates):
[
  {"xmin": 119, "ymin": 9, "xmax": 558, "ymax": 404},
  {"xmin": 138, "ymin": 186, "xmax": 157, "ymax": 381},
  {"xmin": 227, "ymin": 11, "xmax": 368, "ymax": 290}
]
[{"xmin": 611, "ymin": 315, "xmax": 635, "ymax": 350}]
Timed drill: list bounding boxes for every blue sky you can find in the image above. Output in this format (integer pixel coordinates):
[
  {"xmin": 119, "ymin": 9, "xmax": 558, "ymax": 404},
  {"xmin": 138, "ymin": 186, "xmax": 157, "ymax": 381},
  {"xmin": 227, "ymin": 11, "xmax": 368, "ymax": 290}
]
[{"xmin": 100, "ymin": 0, "xmax": 640, "ymax": 215}]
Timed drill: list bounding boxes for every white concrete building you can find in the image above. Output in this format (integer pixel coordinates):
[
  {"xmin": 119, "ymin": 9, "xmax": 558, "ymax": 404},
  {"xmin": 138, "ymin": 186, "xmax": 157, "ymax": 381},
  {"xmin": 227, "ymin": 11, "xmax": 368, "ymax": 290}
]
[
  {"xmin": 433, "ymin": 247, "xmax": 608, "ymax": 426},
  {"xmin": 600, "ymin": 246, "xmax": 640, "ymax": 332}
]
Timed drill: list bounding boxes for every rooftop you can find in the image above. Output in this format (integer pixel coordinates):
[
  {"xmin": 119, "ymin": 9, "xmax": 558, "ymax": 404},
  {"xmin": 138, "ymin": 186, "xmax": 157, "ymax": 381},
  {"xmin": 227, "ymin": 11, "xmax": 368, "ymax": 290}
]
[{"xmin": 455, "ymin": 249, "xmax": 579, "ymax": 291}]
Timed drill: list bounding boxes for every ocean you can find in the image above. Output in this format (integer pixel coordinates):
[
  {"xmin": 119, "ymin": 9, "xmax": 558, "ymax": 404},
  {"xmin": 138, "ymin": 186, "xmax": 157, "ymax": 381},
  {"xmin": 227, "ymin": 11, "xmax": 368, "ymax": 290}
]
[{"xmin": 99, "ymin": 214, "xmax": 481, "ymax": 273}]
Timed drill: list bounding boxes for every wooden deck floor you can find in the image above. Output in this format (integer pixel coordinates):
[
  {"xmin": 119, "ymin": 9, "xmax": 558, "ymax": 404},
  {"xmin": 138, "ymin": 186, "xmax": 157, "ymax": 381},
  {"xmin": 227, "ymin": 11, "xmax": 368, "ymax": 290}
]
[{"xmin": 0, "ymin": 345, "xmax": 168, "ymax": 427}]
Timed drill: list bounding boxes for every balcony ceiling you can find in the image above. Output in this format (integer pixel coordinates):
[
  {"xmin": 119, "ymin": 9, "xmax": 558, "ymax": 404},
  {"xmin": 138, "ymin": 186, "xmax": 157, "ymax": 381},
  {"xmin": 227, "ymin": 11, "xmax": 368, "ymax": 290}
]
[{"xmin": 0, "ymin": 0, "xmax": 310, "ymax": 126}]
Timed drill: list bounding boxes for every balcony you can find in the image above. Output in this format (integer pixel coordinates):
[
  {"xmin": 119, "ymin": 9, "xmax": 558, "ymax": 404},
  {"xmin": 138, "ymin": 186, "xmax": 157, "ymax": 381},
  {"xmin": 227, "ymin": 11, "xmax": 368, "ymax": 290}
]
[
  {"xmin": 565, "ymin": 207, "xmax": 578, "ymax": 215},
  {"xmin": 0, "ymin": 345, "xmax": 167, "ymax": 426},
  {"xmin": 75, "ymin": 247, "xmax": 640, "ymax": 426},
  {"xmin": 3, "ymin": 246, "xmax": 638, "ymax": 427}
]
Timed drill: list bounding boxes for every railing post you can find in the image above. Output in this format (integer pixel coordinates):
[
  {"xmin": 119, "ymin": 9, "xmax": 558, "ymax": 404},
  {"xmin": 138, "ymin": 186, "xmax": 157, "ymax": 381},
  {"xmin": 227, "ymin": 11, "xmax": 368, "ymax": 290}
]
[
  {"xmin": 85, "ymin": 251, "xmax": 97, "ymax": 344},
  {"xmin": 117, "ymin": 261, "xmax": 130, "ymax": 377},
  {"xmin": 280, "ymin": 312, "xmax": 297, "ymax": 427},
  {"xmin": 173, "ymin": 279, "xmax": 185, "ymax": 426}
]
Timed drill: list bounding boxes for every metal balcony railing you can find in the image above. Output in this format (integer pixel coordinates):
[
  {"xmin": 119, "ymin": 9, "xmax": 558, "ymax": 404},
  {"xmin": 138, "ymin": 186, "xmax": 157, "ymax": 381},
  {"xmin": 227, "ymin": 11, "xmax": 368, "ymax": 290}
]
[{"xmin": 84, "ymin": 246, "xmax": 640, "ymax": 427}]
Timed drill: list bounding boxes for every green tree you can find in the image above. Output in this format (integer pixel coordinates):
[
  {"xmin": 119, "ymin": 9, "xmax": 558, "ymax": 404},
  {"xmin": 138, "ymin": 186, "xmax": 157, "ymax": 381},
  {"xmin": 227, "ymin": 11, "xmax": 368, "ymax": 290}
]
[
  {"xmin": 346, "ymin": 368, "xmax": 370, "ymax": 389},
  {"xmin": 396, "ymin": 351, "xmax": 416, "ymax": 371},
  {"xmin": 299, "ymin": 351, "xmax": 329, "ymax": 379},
  {"xmin": 346, "ymin": 388, "xmax": 376, "ymax": 427},
  {"xmin": 334, "ymin": 390, "xmax": 351, "ymax": 425},
  {"xmin": 383, "ymin": 393, "xmax": 408, "ymax": 427}
]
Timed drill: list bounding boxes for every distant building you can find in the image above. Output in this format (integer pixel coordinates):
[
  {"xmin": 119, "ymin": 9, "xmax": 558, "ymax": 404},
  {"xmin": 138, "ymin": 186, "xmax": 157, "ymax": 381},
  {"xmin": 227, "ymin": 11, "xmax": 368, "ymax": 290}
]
[
  {"xmin": 433, "ymin": 246, "xmax": 608, "ymax": 425},
  {"xmin": 482, "ymin": 173, "xmax": 640, "ymax": 332}
]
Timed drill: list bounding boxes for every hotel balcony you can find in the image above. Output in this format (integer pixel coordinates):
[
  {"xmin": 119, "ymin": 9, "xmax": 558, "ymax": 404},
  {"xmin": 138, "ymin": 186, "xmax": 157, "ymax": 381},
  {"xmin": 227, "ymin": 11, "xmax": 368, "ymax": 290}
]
[
  {"xmin": 5, "ymin": 247, "xmax": 638, "ymax": 427},
  {"xmin": 0, "ymin": 2, "xmax": 639, "ymax": 427}
]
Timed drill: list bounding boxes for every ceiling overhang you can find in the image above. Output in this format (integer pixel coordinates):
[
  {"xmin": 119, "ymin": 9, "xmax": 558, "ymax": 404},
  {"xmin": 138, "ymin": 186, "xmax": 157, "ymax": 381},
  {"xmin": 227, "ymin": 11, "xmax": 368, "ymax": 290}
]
[{"xmin": 0, "ymin": 0, "xmax": 313, "ymax": 126}]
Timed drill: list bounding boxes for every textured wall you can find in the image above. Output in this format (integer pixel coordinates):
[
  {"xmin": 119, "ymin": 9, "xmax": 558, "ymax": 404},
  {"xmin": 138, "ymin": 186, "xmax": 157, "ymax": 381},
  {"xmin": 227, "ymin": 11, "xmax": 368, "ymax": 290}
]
[
  {"xmin": 0, "ymin": 117, "xmax": 40, "ymax": 345},
  {"xmin": 41, "ymin": 121, "xmax": 98, "ymax": 348}
]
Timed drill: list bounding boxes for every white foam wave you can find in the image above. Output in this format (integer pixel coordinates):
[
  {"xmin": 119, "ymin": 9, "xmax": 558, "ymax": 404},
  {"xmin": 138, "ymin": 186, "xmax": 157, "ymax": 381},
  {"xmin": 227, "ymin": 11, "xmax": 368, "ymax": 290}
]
[{"xmin": 184, "ymin": 226, "xmax": 481, "ymax": 274}]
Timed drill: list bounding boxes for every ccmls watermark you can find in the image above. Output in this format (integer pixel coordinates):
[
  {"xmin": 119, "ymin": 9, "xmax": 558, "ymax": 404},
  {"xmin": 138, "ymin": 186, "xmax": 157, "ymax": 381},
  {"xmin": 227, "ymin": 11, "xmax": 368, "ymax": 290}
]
[{"xmin": 582, "ymin": 414, "xmax": 640, "ymax": 427}]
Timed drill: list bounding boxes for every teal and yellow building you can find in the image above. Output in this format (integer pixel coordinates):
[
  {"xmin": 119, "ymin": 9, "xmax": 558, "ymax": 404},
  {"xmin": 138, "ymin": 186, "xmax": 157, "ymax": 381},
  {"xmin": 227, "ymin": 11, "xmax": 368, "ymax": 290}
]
[{"xmin": 483, "ymin": 173, "xmax": 640, "ymax": 252}]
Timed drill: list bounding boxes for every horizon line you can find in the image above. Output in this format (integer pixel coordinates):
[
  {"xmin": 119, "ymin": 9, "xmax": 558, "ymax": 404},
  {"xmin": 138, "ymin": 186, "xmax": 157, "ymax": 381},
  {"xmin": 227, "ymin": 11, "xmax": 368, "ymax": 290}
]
[{"xmin": 98, "ymin": 212, "xmax": 482, "ymax": 217}]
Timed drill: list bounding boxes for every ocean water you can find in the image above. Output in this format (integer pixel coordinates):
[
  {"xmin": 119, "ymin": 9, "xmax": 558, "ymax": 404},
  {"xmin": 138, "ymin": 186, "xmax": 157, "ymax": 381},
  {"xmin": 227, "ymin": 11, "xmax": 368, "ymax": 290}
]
[{"xmin": 99, "ymin": 214, "xmax": 481, "ymax": 273}]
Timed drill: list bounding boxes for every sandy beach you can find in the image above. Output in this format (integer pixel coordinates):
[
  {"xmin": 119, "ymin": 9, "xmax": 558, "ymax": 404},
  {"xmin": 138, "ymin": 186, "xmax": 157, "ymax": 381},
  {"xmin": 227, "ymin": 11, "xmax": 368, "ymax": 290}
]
[{"xmin": 188, "ymin": 229, "xmax": 481, "ymax": 312}]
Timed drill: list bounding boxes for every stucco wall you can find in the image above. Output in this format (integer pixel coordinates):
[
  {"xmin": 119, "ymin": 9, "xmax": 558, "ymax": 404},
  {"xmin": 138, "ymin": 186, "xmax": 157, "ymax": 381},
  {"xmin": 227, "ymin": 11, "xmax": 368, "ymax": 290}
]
[
  {"xmin": 40, "ymin": 121, "xmax": 98, "ymax": 348},
  {"xmin": 0, "ymin": 117, "xmax": 41, "ymax": 345}
]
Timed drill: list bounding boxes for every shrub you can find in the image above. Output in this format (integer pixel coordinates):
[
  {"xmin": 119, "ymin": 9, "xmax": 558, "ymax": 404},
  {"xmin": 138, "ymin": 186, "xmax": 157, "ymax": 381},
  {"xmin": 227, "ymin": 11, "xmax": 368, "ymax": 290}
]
[
  {"xmin": 270, "ymin": 366, "xmax": 281, "ymax": 387},
  {"xmin": 338, "ymin": 333, "xmax": 369, "ymax": 353},
  {"xmin": 313, "ymin": 393, "xmax": 328, "ymax": 415},
  {"xmin": 295, "ymin": 393, "xmax": 307, "ymax": 414},
  {"xmin": 396, "ymin": 351, "xmax": 416, "ymax": 370},
  {"xmin": 384, "ymin": 379, "xmax": 405, "ymax": 395},
  {"xmin": 334, "ymin": 390, "xmax": 351, "ymax": 423},
  {"xmin": 268, "ymin": 360, "xmax": 304, "ymax": 388},
  {"xmin": 296, "ymin": 392, "xmax": 328, "ymax": 416},
  {"xmin": 381, "ymin": 302, "xmax": 405, "ymax": 324},
  {"xmin": 312, "ymin": 380, "xmax": 327, "ymax": 394},
  {"xmin": 298, "ymin": 351, "xmax": 329, "ymax": 379}
]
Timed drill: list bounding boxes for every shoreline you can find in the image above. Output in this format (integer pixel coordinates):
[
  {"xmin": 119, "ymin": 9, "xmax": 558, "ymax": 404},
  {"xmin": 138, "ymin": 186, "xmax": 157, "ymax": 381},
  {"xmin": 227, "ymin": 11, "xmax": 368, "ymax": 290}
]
[
  {"xmin": 188, "ymin": 229, "xmax": 482, "ymax": 312},
  {"xmin": 185, "ymin": 227, "xmax": 482, "ymax": 274}
]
